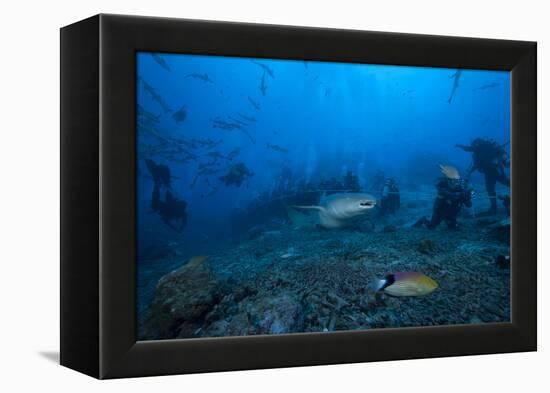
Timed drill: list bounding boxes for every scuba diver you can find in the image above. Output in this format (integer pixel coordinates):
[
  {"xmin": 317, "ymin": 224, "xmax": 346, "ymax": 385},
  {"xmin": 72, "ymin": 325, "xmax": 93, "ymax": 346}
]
[
  {"xmin": 379, "ymin": 178, "xmax": 400, "ymax": 216},
  {"xmin": 319, "ymin": 177, "xmax": 344, "ymax": 194},
  {"xmin": 219, "ymin": 162, "xmax": 254, "ymax": 187},
  {"xmin": 343, "ymin": 170, "xmax": 361, "ymax": 192},
  {"xmin": 145, "ymin": 158, "xmax": 172, "ymax": 189},
  {"xmin": 499, "ymin": 194, "xmax": 510, "ymax": 216},
  {"xmin": 414, "ymin": 165, "xmax": 473, "ymax": 230},
  {"xmin": 151, "ymin": 183, "xmax": 188, "ymax": 232},
  {"xmin": 371, "ymin": 169, "xmax": 386, "ymax": 191},
  {"xmin": 456, "ymin": 138, "xmax": 509, "ymax": 215},
  {"xmin": 145, "ymin": 158, "xmax": 188, "ymax": 232}
]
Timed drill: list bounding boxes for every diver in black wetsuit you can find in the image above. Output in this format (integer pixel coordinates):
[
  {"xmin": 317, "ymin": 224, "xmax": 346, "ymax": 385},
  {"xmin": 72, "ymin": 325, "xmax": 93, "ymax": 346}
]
[
  {"xmin": 499, "ymin": 194, "xmax": 510, "ymax": 216},
  {"xmin": 343, "ymin": 170, "xmax": 361, "ymax": 193},
  {"xmin": 456, "ymin": 138, "xmax": 509, "ymax": 215},
  {"xmin": 145, "ymin": 158, "xmax": 172, "ymax": 189},
  {"xmin": 379, "ymin": 178, "xmax": 400, "ymax": 216},
  {"xmin": 145, "ymin": 158, "xmax": 188, "ymax": 232},
  {"xmin": 219, "ymin": 162, "xmax": 254, "ymax": 187},
  {"xmin": 319, "ymin": 177, "xmax": 344, "ymax": 194},
  {"xmin": 414, "ymin": 168, "xmax": 473, "ymax": 230},
  {"xmin": 151, "ymin": 183, "xmax": 188, "ymax": 232}
]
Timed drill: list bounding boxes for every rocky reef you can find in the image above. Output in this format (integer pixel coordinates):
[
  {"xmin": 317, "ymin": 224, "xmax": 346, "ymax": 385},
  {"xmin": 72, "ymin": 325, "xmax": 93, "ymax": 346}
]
[
  {"xmin": 139, "ymin": 194, "xmax": 510, "ymax": 340},
  {"xmin": 140, "ymin": 256, "xmax": 225, "ymax": 340}
]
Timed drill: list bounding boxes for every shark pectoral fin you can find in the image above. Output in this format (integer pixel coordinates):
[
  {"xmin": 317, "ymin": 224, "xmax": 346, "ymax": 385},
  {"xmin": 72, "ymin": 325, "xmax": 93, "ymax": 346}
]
[
  {"xmin": 288, "ymin": 205, "xmax": 325, "ymax": 227},
  {"xmin": 285, "ymin": 205, "xmax": 316, "ymax": 226}
]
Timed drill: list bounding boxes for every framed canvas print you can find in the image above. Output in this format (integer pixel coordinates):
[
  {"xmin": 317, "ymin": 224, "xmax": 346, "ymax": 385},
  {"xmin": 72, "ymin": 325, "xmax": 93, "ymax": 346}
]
[{"xmin": 60, "ymin": 14, "xmax": 536, "ymax": 379}]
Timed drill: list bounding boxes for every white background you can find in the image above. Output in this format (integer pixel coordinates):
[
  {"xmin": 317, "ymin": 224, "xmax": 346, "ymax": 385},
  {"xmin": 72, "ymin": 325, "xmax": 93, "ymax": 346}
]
[{"xmin": 0, "ymin": 0, "xmax": 546, "ymax": 391}]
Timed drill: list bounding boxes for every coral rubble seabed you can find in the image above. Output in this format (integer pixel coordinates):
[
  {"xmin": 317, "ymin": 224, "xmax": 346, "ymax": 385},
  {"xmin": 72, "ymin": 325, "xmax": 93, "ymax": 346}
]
[{"xmin": 139, "ymin": 200, "xmax": 510, "ymax": 340}]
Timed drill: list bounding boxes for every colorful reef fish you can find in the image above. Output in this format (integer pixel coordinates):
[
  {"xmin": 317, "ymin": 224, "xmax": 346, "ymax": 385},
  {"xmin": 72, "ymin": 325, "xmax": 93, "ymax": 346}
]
[{"xmin": 375, "ymin": 272, "xmax": 438, "ymax": 297}]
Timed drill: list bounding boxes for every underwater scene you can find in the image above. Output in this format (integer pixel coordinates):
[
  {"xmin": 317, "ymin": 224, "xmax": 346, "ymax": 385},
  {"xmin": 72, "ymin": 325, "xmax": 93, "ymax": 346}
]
[{"xmin": 136, "ymin": 52, "xmax": 511, "ymax": 340}]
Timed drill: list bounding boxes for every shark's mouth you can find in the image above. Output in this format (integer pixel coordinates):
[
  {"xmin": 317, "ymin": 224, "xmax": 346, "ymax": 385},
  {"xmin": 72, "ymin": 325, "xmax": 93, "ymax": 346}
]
[{"xmin": 360, "ymin": 201, "xmax": 376, "ymax": 208}]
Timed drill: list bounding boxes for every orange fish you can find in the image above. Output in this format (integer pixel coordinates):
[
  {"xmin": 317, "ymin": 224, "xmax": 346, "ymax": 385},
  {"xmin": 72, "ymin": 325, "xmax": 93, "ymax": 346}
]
[{"xmin": 375, "ymin": 272, "xmax": 438, "ymax": 297}]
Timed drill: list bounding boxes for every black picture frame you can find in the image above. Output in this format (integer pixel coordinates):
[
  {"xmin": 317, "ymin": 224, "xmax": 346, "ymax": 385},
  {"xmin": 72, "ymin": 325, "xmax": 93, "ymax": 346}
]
[{"xmin": 60, "ymin": 14, "xmax": 536, "ymax": 379}]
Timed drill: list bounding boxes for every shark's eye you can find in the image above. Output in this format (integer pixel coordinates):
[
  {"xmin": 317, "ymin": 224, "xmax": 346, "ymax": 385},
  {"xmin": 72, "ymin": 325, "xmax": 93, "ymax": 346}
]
[{"xmin": 360, "ymin": 201, "xmax": 375, "ymax": 207}]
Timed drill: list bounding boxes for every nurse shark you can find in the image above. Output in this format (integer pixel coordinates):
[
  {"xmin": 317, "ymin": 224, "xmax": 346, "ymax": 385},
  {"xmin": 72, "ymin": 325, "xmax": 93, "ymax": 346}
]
[{"xmin": 293, "ymin": 192, "xmax": 377, "ymax": 229}]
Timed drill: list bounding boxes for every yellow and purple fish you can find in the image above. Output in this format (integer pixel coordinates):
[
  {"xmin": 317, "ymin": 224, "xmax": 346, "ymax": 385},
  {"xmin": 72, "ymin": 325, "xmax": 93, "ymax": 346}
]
[{"xmin": 375, "ymin": 272, "xmax": 438, "ymax": 297}]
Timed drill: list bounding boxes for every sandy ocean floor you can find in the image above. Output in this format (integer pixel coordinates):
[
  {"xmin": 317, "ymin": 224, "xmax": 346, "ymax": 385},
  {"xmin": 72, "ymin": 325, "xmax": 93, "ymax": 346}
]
[{"xmin": 138, "ymin": 186, "xmax": 510, "ymax": 340}]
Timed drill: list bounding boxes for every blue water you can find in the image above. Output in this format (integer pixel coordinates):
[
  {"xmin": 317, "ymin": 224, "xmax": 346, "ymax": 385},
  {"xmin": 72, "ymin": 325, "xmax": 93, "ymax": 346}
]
[{"xmin": 136, "ymin": 52, "xmax": 510, "ymax": 339}]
